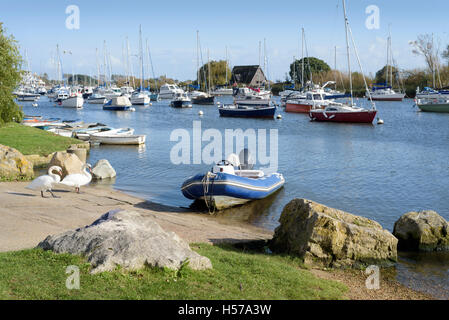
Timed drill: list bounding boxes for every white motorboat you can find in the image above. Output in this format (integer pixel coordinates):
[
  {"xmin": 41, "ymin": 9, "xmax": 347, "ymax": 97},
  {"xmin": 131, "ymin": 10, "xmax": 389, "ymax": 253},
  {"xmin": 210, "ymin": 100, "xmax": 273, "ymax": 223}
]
[
  {"xmin": 73, "ymin": 126, "xmax": 113, "ymax": 140},
  {"xmin": 130, "ymin": 91, "xmax": 150, "ymax": 105},
  {"xmin": 16, "ymin": 92, "xmax": 41, "ymax": 101},
  {"xmin": 87, "ymin": 93, "xmax": 107, "ymax": 104},
  {"xmin": 121, "ymin": 86, "xmax": 134, "ymax": 96},
  {"xmin": 415, "ymin": 86, "xmax": 449, "ymax": 100},
  {"xmin": 58, "ymin": 93, "xmax": 84, "ymax": 108},
  {"xmin": 99, "ymin": 87, "xmax": 122, "ymax": 100},
  {"xmin": 90, "ymin": 127, "xmax": 135, "ymax": 137},
  {"xmin": 211, "ymin": 87, "xmax": 233, "ymax": 96},
  {"xmin": 159, "ymin": 83, "xmax": 184, "ymax": 99},
  {"xmin": 170, "ymin": 92, "xmax": 192, "ymax": 108},
  {"xmin": 189, "ymin": 90, "xmax": 215, "ymax": 104},
  {"xmin": 367, "ymin": 86, "xmax": 405, "ymax": 101},
  {"xmin": 233, "ymin": 87, "xmax": 272, "ymax": 106},
  {"xmin": 285, "ymin": 90, "xmax": 330, "ymax": 113}
]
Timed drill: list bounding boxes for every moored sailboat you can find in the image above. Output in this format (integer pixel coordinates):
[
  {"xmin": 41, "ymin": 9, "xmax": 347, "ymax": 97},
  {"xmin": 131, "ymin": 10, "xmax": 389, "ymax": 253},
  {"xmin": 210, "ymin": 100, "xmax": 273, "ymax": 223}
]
[{"xmin": 310, "ymin": 0, "xmax": 377, "ymax": 124}]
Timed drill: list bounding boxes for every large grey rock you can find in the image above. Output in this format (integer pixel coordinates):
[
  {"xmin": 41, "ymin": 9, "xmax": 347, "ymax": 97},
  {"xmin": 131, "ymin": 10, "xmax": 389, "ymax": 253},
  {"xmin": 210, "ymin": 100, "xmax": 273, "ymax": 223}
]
[
  {"xmin": 393, "ymin": 210, "xmax": 449, "ymax": 251},
  {"xmin": 37, "ymin": 210, "xmax": 212, "ymax": 273},
  {"xmin": 270, "ymin": 199, "xmax": 398, "ymax": 268},
  {"xmin": 91, "ymin": 159, "xmax": 116, "ymax": 180},
  {"xmin": 0, "ymin": 144, "xmax": 34, "ymax": 180}
]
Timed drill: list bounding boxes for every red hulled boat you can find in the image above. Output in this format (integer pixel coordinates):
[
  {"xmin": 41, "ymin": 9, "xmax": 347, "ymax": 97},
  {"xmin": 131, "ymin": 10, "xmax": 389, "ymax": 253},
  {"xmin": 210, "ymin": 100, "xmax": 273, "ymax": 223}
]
[{"xmin": 309, "ymin": 103, "xmax": 377, "ymax": 123}]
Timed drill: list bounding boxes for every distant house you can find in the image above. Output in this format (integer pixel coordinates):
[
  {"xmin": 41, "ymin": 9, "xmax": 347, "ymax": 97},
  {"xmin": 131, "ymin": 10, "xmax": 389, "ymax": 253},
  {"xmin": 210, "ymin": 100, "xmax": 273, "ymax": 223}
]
[{"xmin": 231, "ymin": 65, "xmax": 267, "ymax": 87}]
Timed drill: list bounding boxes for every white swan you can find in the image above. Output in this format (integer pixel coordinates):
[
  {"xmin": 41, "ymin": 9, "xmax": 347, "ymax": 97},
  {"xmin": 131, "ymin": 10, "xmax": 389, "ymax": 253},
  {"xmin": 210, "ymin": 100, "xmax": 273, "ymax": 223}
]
[
  {"xmin": 26, "ymin": 166, "xmax": 63, "ymax": 198},
  {"xmin": 60, "ymin": 163, "xmax": 92, "ymax": 193}
]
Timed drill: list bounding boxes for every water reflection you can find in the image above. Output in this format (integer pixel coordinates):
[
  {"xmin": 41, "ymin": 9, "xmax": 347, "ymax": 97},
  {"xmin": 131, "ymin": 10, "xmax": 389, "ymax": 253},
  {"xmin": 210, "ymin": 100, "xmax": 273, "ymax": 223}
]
[
  {"xmin": 188, "ymin": 188, "xmax": 284, "ymax": 226},
  {"xmin": 396, "ymin": 251, "xmax": 449, "ymax": 299}
]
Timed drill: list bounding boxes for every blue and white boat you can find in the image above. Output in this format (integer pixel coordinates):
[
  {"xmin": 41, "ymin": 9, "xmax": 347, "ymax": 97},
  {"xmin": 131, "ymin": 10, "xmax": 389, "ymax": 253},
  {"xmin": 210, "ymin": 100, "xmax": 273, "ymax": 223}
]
[
  {"xmin": 181, "ymin": 157, "xmax": 284, "ymax": 209},
  {"xmin": 218, "ymin": 104, "xmax": 276, "ymax": 118},
  {"xmin": 416, "ymin": 86, "xmax": 449, "ymax": 100},
  {"xmin": 103, "ymin": 96, "xmax": 135, "ymax": 111}
]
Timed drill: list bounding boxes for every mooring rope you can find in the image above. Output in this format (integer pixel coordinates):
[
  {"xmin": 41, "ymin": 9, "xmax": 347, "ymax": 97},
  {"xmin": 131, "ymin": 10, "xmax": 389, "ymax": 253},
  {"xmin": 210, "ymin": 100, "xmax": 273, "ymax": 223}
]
[{"xmin": 202, "ymin": 172, "xmax": 216, "ymax": 215}]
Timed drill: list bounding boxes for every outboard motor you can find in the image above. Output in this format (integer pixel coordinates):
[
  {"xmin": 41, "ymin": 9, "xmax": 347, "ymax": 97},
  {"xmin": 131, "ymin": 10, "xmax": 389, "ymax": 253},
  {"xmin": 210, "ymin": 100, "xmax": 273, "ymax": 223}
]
[
  {"xmin": 226, "ymin": 153, "xmax": 240, "ymax": 168},
  {"xmin": 212, "ymin": 160, "xmax": 235, "ymax": 175},
  {"xmin": 239, "ymin": 148, "xmax": 255, "ymax": 170}
]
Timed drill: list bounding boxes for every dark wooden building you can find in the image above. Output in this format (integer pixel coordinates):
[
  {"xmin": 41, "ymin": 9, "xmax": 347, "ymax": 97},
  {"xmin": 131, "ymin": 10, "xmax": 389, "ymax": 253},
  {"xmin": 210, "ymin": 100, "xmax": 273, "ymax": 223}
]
[{"xmin": 231, "ymin": 65, "xmax": 267, "ymax": 87}]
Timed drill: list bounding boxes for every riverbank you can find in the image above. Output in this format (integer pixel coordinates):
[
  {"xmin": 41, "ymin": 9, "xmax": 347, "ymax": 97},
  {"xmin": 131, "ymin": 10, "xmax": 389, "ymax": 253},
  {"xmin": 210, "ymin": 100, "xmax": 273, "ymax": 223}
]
[
  {"xmin": 0, "ymin": 123, "xmax": 82, "ymax": 157},
  {"xmin": 0, "ymin": 181, "xmax": 433, "ymax": 300}
]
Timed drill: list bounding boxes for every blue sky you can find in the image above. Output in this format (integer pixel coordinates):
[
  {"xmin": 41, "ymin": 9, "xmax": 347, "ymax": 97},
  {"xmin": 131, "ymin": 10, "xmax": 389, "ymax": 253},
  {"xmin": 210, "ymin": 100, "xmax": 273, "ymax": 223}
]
[{"xmin": 1, "ymin": 0, "xmax": 449, "ymax": 81}]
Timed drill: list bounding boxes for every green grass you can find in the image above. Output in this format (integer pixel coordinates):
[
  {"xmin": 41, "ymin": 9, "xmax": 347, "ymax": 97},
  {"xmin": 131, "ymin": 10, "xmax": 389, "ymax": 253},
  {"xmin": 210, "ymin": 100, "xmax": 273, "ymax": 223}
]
[
  {"xmin": 0, "ymin": 122, "xmax": 80, "ymax": 156},
  {"xmin": 0, "ymin": 244, "xmax": 348, "ymax": 300}
]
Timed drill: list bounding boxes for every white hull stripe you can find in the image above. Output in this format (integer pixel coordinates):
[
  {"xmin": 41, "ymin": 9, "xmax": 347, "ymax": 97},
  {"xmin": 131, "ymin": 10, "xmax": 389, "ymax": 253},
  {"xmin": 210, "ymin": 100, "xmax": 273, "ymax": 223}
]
[{"xmin": 181, "ymin": 178, "xmax": 285, "ymax": 193}]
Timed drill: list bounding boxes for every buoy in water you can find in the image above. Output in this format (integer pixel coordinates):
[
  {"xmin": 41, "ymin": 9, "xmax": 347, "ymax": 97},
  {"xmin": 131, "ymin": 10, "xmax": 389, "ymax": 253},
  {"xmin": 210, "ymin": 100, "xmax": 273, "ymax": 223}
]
[
  {"xmin": 276, "ymin": 114, "xmax": 282, "ymax": 119},
  {"xmin": 377, "ymin": 118, "xmax": 384, "ymax": 125},
  {"xmin": 32, "ymin": 103, "xmax": 38, "ymax": 107},
  {"xmin": 198, "ymin": 110, "xmax": 204, "ymax": 116}
]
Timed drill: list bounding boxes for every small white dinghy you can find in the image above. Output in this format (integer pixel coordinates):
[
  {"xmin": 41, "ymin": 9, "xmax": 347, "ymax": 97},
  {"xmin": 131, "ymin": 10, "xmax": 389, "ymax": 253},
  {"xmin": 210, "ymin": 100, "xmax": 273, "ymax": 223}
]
[{"xmin": 90, "ymin": 130, "xmax": 146, "ymax": 145}]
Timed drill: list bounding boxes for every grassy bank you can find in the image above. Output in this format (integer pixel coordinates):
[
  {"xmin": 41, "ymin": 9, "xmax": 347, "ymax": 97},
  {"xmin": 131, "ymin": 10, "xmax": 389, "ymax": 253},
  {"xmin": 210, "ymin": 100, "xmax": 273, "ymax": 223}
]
[
  {"xmin": 0, "ymin": 122, "xmax": 80, "ymax": 156},
  {"xmin": 0, "ymin": 244, "xmax": 347, "ymax": 300}
]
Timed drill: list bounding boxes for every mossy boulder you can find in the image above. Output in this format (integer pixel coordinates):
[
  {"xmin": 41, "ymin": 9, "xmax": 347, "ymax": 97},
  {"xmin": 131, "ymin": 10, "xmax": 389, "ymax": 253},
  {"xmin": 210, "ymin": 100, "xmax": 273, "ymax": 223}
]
[
  {"xmin": 270, "ymin": 199, "xmax": 398, "ymax": 268},
  {"xmin": 393, "ymin": 210, "xmax": 449, "ymax": 251},
  {"xmin": 0, "ymin": 144, "xmax": 34, "ymax": 180}
]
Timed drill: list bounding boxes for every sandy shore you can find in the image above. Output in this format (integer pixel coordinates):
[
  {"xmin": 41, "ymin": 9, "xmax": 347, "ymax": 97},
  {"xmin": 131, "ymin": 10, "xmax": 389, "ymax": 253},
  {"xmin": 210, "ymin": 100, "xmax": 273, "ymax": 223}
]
[
  {"xmin": 0, "ymin": 181, "xmax": 435, "ymax": 300},
  {"xmin": 0, "ymin": 182, "xmax": 272, "ymax": 252}
]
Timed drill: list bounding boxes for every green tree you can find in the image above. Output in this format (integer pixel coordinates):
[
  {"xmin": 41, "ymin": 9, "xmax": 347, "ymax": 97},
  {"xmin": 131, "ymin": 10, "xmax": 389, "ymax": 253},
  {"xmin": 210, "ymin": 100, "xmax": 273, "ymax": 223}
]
[
  {"xmin": 0, "ymin": 23, "xmax": 23, "ymax": 124},
  {"xmin": 375, "ymin": 65, "xmax": 400, "ymax": 85},
  {"xmin": 442, "ymin": 44, "xmax": 449, "ymax": 65},
  {"xmin": 289, "ymin": 57, "xmax": 331, "ymax": 85},
  {"xmin": 196, "ymin": 60, "xmax": 232, "ymax": 91}
]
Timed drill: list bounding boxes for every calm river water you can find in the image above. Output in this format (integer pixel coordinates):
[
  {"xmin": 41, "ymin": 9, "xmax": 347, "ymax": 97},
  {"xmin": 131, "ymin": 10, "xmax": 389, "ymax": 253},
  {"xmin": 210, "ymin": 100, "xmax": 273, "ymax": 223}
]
[{"xmin": 21, "ymin": 95, "xmax": 449, "ymax": 299}]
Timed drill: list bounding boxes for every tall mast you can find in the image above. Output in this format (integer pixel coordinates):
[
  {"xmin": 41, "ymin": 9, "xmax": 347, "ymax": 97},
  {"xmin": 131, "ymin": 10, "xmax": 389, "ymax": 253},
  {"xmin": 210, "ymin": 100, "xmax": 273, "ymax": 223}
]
[
  {"xmin": 96, "ymin": 48, "xmax": 100, "ymax": 86},
  {"xmin": 225, "ymin": 46, "xmax": 228, "ymax": 88},
  {"xmin": 103, "ymin": 41, "xmax": 107, "ymax": 87},
  {"xmin": 390, "ymin": 32, "xmax": 394, "ymax": 88},
  {"xmin": 139, "ymin": 25, "xmax": 144, "ymax": 91},
  {"xmin": 334, "ymin": 46, "xmax": 338, "ymax": 89},
  {"xmin": 207, "ymin": 49, "xmax": 211, "ymax": 94},
  {"xmin": 342, "ymin": 0, "xmax": 353, "ymax": 106},
  {"xmin": 301, "ymin": 28, "xmax": 304, "ymax": 88},
  {"xmin": 293, "ymin": 55, "xmax": 296, "ymax": 86},
  {"xmin": 124, "ymin": 38, "xmax": 128, "ymax": 86},
  {"xmin": 263, "ymin": 38, "xmax": 266, "ymax": 84},
  {"xmin": 196, "ymin": 31, "xmax": 200, "ymax": 90},
  {"xmin": 146, "ymin": 39, "xmax": 158, "ymax": 92},
  {"xmin": 432, "ymin": 33, "xmax": 436, "ymax": 88},
  {"xmin": 385, "ymin": 37, "xmax": 388, "ymax": 86},
  {"xmin": 56, "ymin": 44, "xmax": 62, "ymax": 85}
]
